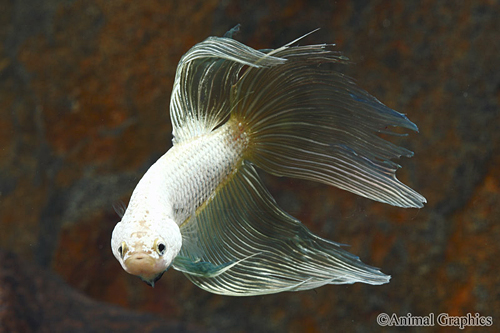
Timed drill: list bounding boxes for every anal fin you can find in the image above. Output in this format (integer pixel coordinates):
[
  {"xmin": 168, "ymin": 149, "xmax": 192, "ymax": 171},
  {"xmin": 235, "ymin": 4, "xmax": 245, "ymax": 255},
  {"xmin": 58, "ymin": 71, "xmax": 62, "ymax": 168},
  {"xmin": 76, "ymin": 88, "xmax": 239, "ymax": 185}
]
[{"xmin": 174, "ymin": 161, "xmax": 389, "ymax": 296}]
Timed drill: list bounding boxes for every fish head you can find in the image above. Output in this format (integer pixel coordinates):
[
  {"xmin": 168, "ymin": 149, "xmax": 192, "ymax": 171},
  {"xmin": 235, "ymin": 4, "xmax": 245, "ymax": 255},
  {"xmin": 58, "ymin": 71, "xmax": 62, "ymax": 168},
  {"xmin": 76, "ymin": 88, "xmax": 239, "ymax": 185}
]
[{"xmin": 111, "ymin": 216, "xmax": 182, "ymax": 287}]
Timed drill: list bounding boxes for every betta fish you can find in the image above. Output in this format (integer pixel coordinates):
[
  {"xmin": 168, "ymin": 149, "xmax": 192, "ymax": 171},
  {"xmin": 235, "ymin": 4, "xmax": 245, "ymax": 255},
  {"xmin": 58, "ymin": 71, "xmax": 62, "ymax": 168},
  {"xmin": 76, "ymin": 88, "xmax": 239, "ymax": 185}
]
[{"xmin": 111, "ymin": 25, "xmax": 426, "ymax": 295}]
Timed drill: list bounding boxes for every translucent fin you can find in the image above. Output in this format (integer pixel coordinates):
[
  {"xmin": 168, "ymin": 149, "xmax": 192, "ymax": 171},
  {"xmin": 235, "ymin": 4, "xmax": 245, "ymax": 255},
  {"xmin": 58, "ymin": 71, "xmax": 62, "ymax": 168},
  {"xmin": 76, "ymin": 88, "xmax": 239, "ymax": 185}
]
[
  {"xmin": 231, "ymin": 43, "xmax": 426, "ymax": 208},
  {"xmin": 112, "ymin": 200, "xmax": 127, "ymax": 218},
  {"xmin": 223, "ymin": 24, "xmax": 241, "ymax": 38},
  {"xmin": 172, "ymin": 256, "xmax": 236, "ymax": 278},
  {"xmin": 170, "ymin": 36, "xmax": 285, "ymax": 143},
  {"xmin": 173, "ymin": 161, "xmax": 390, "ymax": 296}
]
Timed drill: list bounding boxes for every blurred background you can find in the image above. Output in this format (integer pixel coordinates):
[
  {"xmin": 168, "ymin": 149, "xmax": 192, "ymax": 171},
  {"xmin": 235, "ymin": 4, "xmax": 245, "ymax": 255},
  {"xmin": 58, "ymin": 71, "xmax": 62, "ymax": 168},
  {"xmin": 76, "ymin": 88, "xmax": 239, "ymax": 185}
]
[{"xmin": 1, "ymin": 0, "xmax": 499, "ymax": 331}]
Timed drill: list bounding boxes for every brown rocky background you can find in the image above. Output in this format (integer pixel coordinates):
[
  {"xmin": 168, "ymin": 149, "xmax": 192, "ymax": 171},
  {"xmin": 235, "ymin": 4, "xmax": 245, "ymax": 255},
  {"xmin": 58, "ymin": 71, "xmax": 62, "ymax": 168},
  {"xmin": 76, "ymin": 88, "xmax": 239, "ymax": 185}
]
[{"xmin": 1, "ymin": 0, "xmax": 499, "ymax": 332}]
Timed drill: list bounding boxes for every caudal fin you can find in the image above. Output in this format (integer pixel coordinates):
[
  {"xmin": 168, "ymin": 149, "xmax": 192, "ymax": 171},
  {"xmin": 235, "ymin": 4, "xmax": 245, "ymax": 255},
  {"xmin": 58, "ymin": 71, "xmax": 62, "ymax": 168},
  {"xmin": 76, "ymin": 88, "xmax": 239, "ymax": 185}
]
[{"xmin": 231, "ymin": 42, "xmax": 426, "ymax": 208}]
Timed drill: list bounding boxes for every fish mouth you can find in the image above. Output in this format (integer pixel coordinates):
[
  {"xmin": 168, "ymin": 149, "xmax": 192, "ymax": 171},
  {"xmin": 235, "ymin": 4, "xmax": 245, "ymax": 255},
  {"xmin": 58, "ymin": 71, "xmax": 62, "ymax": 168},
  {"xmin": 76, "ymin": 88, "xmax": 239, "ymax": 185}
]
[{"xmin": 124, "ymin": 252, "xmax": 163, "ymax": 281}]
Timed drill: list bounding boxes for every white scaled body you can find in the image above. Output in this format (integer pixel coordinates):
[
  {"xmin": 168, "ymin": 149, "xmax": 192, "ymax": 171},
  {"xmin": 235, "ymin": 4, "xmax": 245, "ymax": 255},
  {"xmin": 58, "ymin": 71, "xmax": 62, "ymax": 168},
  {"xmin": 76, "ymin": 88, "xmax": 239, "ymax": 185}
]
[
  {"xmin": 111, "ymin": 26, "xmax": 426, "ymax": 294},
  {"xmin": 112, "ymin": 122, "xmax": 247, "ymax": 285}
]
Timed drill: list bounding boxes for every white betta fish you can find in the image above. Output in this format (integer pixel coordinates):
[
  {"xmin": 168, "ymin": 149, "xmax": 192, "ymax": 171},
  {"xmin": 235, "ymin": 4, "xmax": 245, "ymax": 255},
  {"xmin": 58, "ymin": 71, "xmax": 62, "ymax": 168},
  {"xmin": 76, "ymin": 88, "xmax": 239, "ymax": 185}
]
[{"xmin": 111, "ymin": 25, "xmax": 426, "ymax": 295}]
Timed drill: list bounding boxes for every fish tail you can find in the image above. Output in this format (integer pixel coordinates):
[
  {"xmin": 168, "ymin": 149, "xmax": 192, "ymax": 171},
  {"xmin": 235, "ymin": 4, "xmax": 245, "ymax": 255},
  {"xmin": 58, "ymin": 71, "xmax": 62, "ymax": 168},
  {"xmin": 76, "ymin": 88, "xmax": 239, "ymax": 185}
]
[{"xmin": 231, "ymin": 43, "xmax": 426, "ymax": 208}]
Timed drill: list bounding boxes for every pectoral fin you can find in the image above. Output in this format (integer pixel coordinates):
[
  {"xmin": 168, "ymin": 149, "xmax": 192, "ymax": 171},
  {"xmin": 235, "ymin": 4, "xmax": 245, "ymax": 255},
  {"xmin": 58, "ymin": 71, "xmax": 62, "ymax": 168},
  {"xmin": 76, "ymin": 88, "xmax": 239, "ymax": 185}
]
[{"xmin": 173, "ymin": 256, "xmax": 235, "ymax": 278}]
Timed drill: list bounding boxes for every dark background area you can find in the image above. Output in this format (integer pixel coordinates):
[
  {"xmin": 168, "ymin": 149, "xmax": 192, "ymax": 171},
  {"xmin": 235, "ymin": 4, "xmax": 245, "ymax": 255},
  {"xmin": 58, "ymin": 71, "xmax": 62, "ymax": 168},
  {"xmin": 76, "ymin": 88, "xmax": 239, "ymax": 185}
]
[{"xmin": 1, "ymin": 0, "xmax": 499, "ymax": 331}]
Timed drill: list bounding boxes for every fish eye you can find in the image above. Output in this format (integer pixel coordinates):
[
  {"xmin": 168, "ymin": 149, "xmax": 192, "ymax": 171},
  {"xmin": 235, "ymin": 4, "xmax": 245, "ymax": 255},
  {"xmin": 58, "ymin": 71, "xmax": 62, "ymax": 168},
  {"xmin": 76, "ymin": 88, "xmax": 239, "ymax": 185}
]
[
  {"xmin": 118, "ymin": 242, "xmax": 127, "ymax": 259},
  {"xmin": 157, "ymin": 242, "xmax": 166, "ymax": 256}
]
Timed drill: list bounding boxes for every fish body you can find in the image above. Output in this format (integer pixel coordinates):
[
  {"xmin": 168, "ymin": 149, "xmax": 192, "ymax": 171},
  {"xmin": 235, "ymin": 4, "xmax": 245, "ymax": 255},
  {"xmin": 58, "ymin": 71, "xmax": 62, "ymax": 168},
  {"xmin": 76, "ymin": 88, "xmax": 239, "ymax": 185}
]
[
  {"xmin": 112, "ymin": 121, "xmax": 246, "ymax": 284},
  {"xmin": 111, "ymin": 27, "xmax": 426, "ymax": 295}
]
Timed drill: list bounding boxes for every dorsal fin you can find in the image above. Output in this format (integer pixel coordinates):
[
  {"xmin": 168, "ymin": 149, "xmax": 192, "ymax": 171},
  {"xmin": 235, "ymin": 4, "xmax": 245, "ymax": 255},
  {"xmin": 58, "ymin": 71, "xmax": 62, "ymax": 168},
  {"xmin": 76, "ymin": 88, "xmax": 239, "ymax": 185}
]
[{"xmin": 169, "ymin": 36, "xmax": 285, "ymax": 144}]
